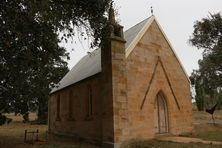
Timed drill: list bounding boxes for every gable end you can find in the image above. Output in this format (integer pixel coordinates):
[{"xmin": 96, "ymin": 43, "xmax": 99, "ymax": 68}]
[{"xmin": 125, "ymin": 16, "xmax": 190, "ymax": 83}]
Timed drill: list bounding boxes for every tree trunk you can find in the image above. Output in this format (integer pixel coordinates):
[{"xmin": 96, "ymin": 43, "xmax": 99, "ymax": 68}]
[{"xmin": 37, "ymin": 97, "xmax": 48, "ymax": 124}]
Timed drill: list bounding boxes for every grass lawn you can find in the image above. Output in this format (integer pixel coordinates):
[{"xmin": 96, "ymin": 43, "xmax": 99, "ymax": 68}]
[
  {"xmin": 0, "ymin": 111, "xmax": 221, "ymax": 148},
  {"xmin": 0, "ymin": 113, "xmax": 98, "ymax": 148}
]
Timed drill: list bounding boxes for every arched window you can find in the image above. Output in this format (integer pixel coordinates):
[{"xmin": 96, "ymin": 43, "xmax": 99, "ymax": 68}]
[
  {"xmin": 68, "ymin": 90, "xmax": 75, "ymax": 120},
  {"xmin": 86, "ymin": 86, "xmax": 93, "ymax": 118},
  {"xmin": 56, "ymin": 94, "xmax": 60, "ymax": 121}
]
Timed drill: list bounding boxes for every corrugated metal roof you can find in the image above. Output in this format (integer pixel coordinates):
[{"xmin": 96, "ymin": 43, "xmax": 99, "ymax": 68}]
[
  {"xmin": 124, "ymin": 17, "xmax": 151, "ymax": 49},
  {"xmin": 51, "ymin": 17, "xmax": 153, "ymax": 93},
  {"xmin": 50, "ymin": 49, "xmax": 101, "ymax": 93}
]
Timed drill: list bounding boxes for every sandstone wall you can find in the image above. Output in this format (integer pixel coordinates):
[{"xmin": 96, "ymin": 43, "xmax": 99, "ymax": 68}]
[
  {"xmin": 125, "ymin": 20, "xmax": 193, "ymax": 140},
  {"xmin": 48, "ymin": 19, "xmax": 193, "ymax": 147},
  {"xmin": 48, "ymin": 74, "xmax": 103, "ymax": 142}
]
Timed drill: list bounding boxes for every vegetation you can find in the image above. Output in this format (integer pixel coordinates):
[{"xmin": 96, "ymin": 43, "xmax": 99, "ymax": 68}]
[
  {"xmin": 189, "ymin": 13, "xmax": 222, "ymax": 110},
  {"xmin": 0, "ymin": 0, "xmax": 111, "ymax": 124}
]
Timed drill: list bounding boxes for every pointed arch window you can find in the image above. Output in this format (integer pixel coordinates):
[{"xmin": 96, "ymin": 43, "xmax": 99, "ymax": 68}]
[
  {"xmin": 68, "ymin": 90, "xmax": 75, "ymax": 121},
  {"xmin": 56, "ymin": 94, "xmax": 60, "ymax": 121},
  {"xmin": 86, "ymin": 86, "xmax": 93, "ymax": 120}
]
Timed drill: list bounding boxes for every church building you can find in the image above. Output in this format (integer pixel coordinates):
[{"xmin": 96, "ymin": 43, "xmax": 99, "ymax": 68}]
[{"xmin": 48, "ymin": 6, "xmax": 192, "ymax": 148}]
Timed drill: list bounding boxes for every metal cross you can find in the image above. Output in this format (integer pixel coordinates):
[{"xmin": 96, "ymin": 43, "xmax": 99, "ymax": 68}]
[{"xmin": 151, "ymin": 6, "xmax": 154, "ymax": 15}]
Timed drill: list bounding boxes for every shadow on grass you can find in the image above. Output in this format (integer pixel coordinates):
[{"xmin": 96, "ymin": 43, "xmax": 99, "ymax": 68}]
[{"xmin": 120, "ymin": 140, "xmax": 222, "ymax": 148}]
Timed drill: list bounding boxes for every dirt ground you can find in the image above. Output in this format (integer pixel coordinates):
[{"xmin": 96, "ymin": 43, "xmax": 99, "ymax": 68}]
[{"xmin": 0, "ymin": 111, "xmax": 221, "ymax": 148}]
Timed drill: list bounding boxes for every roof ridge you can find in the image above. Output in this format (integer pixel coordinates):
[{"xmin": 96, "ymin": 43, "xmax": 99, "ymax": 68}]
[
  {"xmin": 125, "ymin": 16, "xmax": 155, "ymax": 56},
  {"xmin": 124, "ymin": 16, "xmax": 152, "ymax": 33}
]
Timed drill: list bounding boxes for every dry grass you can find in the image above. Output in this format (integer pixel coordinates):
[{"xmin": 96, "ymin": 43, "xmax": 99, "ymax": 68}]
[
  {"xmin": 188, "ymin": 110, "xmax": 222, "ymax": 142},
  {"xmin": 0, "ymin": 113, "xmax": 98, "ymax": 148},
  {"xmin": 0, "ymin": 111, "xmax": 222, "ymax": 148},
  {"xmin": 0, "ymin": 113, "xmax": 46, "ymax": 148},
  {"xmin": 193, "ymin": 110, "xmax": 222, "ymax": 124}
]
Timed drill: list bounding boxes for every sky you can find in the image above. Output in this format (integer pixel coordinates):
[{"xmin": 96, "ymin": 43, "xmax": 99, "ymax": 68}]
[{"xmin": 61, "ymin": 0, "xmax": 222, "ymax": 76}]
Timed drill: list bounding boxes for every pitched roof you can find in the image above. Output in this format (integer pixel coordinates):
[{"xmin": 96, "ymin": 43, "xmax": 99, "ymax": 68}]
[
  {"xmin": 51, "ymin": 17, "xmax": 153, "ymax": 94},
  {"xmin": 51, "ymin": 16, "xmax": 189, "ymax": 94},
  {"xmin": 50, "ymin": 48, "xmax": 101, "ymax": 93},
  {"xmin": 124, "ymin": 16, "xmax": 152, "ymax": 50}
]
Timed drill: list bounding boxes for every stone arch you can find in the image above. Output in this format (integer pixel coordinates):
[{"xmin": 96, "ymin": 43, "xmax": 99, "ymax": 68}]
[{"xmin": 154, "ymin": 90, "xmax": 169, "ymax": 134}]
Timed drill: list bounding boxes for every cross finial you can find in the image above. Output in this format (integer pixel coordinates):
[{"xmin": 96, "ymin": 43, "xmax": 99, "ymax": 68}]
[{"xmin": 151, "ymin": 6, "xmax": 154, "ymax": 15}]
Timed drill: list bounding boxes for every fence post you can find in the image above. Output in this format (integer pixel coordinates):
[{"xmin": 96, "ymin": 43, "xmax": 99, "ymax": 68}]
[{"xmin": 36, "ymin": 129, "xmax": 39, "ymax": 141}]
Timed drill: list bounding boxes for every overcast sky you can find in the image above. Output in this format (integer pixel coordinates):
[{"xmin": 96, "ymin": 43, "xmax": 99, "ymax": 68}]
[{"xmin": 62, "ymin": 0, "xmax": 222, "ymax": 76}]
